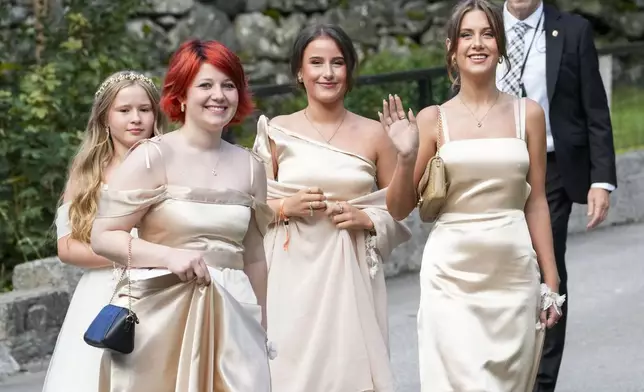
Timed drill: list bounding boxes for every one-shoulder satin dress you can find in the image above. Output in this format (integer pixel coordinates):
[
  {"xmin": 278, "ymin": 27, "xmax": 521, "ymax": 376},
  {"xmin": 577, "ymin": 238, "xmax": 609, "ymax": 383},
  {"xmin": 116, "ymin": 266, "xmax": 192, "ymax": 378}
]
[{"xmin": 254, "ymin": 116, "xmax": 411, "ymax": 392}]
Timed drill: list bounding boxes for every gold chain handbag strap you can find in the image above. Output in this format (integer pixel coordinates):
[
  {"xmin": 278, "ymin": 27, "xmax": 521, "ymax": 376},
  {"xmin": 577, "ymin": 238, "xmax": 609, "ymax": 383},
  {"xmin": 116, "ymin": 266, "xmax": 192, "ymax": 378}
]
[
  {"xmin": 416, "ymin": 106, "xmax": 446, "ymax": 205},
  {"xmin": 107, "ymin": 237, "xmax": 135, "ymax": 317},
  {"xmin": 435, "ymin": 105, "xmax": 443, "ymax": 155}
]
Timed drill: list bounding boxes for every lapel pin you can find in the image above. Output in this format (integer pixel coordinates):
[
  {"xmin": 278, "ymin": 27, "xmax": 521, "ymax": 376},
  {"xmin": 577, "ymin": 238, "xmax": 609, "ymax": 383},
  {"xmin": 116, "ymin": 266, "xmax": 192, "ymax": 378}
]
[{"xmin": 552, "ymin": 30, "xmax": 558, "ymax": 37}]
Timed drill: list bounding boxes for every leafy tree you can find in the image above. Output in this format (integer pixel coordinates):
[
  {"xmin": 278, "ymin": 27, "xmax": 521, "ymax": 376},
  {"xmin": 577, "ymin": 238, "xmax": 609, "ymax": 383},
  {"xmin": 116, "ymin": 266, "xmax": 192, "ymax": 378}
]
[{"xmin": 0, "ymin": 0, "xmax": 158, "ymax": 289}]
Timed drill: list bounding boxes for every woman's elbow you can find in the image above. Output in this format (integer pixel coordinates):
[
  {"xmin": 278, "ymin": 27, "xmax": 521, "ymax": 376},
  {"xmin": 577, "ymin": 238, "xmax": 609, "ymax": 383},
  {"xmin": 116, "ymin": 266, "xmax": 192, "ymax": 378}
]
[
  {"xmin": 388, "ymin": 204, "xmax": 412, "ymax": 221},
  {"xmin": 56, "ymin": 238, "xmax": 72, "ymax": 265},
  {"xmin": 525, "ymin": 193, "xmax": 549, "ymax": 215},
  {"xmin": 386, "ymin": 195, "xmax": 414, "ymax": 221},
  {"xmin": 243, "ymin": 250, "xmax": 268, "ymax": 268},
  {"xmin": 391, "ymin": 211, "xmax": 409, "ymax": 221},
  {"xmin": 90, "ymin": 229, "xmax": 107, "ymax": 257}
]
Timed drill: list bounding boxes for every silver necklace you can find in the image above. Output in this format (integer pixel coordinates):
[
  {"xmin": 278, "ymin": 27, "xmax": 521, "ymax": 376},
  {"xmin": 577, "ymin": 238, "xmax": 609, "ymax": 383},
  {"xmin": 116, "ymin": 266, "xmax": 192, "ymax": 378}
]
[
  {"xmin": 210, "ymin": 143, "xmax": 224, "ymax": 176},
  {"xmin": 458, "ymin": 92, "xmax": 501, "ymax": 128},
  {"xmin": 304, "ymin": 108, "xmax": 347, "ymax": 143}
]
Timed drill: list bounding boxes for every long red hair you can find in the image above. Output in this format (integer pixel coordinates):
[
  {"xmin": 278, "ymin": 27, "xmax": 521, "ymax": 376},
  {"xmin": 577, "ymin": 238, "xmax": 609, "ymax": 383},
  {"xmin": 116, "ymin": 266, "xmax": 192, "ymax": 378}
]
[{"xmin": 160, "ymin": 39, "xmax": 253, "ymax": 125}]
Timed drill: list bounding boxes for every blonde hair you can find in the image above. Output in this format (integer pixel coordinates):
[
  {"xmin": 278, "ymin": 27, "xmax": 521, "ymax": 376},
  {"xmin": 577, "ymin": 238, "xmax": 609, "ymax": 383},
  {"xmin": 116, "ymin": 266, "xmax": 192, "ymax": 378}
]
[{"xmin": 65, "ymin": 70, "xmax": 166, "ymax": 243}]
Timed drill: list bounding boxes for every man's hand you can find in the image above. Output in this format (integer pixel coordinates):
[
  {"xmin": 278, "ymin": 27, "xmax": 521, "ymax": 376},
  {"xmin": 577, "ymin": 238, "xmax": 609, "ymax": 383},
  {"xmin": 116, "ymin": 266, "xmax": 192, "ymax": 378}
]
[{"xmin": 587, "ymin": 188, "xmax": 610, "ymax": 230}]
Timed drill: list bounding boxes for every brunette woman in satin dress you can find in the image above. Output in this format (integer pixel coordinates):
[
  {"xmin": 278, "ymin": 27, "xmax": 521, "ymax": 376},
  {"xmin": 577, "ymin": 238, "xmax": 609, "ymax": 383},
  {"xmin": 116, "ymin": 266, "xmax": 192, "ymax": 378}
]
[
  {"xmin": 381, "ymin": 1, "xmax": 565, "ymax": 391},
  {"xmin": 253, "ymin": 24, "xmax": 410, "ymax": 392}
]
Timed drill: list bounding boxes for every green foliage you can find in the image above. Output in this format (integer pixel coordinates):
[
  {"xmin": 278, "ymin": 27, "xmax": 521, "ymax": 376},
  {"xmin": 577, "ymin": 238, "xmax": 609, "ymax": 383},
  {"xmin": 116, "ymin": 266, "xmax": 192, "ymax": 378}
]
[
  {"xmin": 0, "ymin": 0, "xmax": 157, "ymax": 289},
  {"xmin": 614, "ymin": 0, "xmax": 639, "ymax": 12},
  {"xmin": 611, "ymin": 87, "xmax": 644, "ymax": 153},
  {"xmin": 336, "ymin": 0, "xmax": 351, "ymax": 10},
  {"xmin": 263, "ymin": 9, "xmax": 282, "ymax": 22},
  {"xmin": 235, "ymin": 46, "xmax": 448, "ymax": 148},
  {"xmin": 406, "ymin": 9, "xmax": 428, "ymax": 22}
]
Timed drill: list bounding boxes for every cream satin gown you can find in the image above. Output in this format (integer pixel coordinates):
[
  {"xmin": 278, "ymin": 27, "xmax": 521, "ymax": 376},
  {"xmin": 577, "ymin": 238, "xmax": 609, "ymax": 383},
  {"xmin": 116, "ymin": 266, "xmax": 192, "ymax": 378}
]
[
  {"xmin": 92, "ymin": 139, "xmax": 273, "ymax": 391},
  {"xmin": 253, "ymin": 116, "xmax": 411, "ymax": 392},
  {"xmin": 418, "ymin": 99, "xmax": 544, "ymax": 391}
]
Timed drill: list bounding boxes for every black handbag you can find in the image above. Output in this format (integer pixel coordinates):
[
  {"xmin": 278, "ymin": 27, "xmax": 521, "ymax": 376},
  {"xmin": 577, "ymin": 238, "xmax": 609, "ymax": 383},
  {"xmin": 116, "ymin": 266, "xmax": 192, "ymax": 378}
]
[{"xmin": 84, "ymin": 237, "xmax": 139, "ymax": 354}]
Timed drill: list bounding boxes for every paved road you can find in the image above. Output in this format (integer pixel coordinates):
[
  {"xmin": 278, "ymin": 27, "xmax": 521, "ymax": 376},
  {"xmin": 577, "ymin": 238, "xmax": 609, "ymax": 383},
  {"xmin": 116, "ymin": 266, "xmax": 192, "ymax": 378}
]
[
  {"xmin": 2, "ymin": 223, "xmax": 643, "ymax": 391},
  {"xmin": 388, "ymin": 222, "xmax": 644, "ymax": 391}
]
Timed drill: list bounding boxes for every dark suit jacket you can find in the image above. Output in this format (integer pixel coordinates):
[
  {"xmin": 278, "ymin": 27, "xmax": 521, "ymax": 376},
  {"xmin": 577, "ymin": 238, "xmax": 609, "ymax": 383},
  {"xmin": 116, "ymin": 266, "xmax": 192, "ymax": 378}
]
[{"xmin": 544, "ymin": 4, "xmax": 617, "ymax": 204}]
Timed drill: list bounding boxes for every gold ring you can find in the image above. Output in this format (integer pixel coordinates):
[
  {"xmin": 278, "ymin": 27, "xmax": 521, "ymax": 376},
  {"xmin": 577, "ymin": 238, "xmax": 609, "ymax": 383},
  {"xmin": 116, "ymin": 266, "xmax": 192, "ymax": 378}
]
[{"xmin": 309, "ymin": 201, "xmax": 314, "ymax": 216}]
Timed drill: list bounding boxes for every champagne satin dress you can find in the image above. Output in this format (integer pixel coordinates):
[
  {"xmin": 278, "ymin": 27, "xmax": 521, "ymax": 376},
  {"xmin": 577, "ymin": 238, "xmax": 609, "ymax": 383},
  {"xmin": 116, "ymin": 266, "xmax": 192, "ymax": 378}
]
[
  {"xmin": 93, "ymin": 138, "xmax": 274, "ymax": 391},
  {"xmin": 253, "ymin": 116, "xmax": 411, "ymax": 392},
  {"xmin": 418, "ymin": 99, "xmax": 545, "ymax": 391}
]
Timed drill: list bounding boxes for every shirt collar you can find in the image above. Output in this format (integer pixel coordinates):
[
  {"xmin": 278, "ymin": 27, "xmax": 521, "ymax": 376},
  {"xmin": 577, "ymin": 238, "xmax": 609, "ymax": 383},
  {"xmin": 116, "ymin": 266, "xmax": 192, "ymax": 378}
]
[{"xmin": 503, "ymin": 1, "xmax": 544, "ymax": 31}]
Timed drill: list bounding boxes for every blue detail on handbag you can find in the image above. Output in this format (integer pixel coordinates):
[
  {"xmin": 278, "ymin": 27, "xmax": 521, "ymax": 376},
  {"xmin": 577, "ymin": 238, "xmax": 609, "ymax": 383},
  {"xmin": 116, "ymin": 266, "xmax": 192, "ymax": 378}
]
[
  {"xmin": 84, "ymin": 237, "xmax": 139, "ymax": 355},
  {"xmin": 84, "ymin": 304, "xmax": 138, "ymax": 354}
]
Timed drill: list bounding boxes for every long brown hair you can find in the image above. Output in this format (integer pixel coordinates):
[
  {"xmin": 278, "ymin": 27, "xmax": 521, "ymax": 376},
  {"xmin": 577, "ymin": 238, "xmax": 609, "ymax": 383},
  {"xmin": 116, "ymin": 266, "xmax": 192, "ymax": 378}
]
[
  {"xmin": 445, "ymin": 0, "xmax": 509, "ymax": 87},
  {"xmin": 65, "ymin": 71, "xmax": 166, "ymax": 243}
]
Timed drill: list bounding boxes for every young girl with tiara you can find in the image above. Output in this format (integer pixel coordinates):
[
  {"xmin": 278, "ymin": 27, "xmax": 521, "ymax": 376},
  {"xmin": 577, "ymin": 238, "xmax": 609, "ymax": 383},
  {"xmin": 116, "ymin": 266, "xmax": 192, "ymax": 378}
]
[{"xmin": 42, "ymin": 70, "xmax": 166, "ymax": 391}]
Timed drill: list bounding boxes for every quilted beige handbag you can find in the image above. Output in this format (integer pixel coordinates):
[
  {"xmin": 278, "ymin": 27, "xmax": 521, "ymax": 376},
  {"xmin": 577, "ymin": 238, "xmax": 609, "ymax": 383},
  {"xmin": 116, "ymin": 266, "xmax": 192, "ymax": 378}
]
[{"xmin": 416, "ymin": 106, "xmax": 448, "ymax": 222}]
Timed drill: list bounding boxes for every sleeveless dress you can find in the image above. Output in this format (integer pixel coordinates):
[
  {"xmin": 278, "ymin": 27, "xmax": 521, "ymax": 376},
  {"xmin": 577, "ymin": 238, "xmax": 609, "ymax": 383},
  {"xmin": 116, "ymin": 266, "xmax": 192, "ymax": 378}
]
[
  {"xmin": 42, "ymin": 186, "xmax": 137, "ymax": 392},
  {"xmin": 92, "ymin": 139, "xmax": 274, "ymax": 391},
  {"xmin": 253, "ymin": 116, "xmax": 411, "ymax": 392},
  {"xmin": 418, "ymin": 99, "xmax": 545, "ymax": 391}
]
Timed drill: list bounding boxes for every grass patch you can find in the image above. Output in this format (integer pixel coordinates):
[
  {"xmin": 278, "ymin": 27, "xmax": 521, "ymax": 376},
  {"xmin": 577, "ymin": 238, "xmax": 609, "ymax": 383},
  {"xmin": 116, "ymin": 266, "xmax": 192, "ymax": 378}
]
[{"xmin": 611, "ymin": 87, "xmax": 644, "ymax": 153}]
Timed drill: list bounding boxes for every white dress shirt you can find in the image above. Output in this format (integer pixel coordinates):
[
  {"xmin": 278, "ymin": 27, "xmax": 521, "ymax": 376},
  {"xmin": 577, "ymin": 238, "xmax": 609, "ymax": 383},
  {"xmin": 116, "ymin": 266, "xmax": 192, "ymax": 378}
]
[{"xmin": 497, "ymin": 1, "xmax": 615, "ymax": 192}]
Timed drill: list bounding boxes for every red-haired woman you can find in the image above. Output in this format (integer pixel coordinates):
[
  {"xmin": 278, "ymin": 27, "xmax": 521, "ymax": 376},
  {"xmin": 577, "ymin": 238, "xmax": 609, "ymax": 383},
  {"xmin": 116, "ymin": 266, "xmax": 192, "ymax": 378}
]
[{"xmin": 90, "ymin": 39, "xmax": 273, "ymax": 391}]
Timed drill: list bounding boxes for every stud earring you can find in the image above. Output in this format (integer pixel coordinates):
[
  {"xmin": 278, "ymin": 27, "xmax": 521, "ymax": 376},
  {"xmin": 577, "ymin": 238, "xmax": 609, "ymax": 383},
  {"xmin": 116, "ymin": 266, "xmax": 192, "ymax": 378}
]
[
  {"xmin": 180, "ymin": 102, "xmax": 185, "ymax": 112},
  {"xmin": 498, "ymin": 57, "xmax": 504, "ymax": 64}
]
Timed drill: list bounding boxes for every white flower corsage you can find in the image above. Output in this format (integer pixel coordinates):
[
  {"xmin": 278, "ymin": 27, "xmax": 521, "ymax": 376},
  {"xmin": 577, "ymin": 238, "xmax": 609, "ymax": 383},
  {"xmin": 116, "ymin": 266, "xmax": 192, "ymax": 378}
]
[
  {"xmin": 540, "ymin": 283, "xmax": 566, "ymax": 315},
  {"xmin": 365, "ymin": 231, "xmax": 380, "ymax": 279},
  {"xmin": 266, "ymin": 340, "xmax": 278, "ymax": 360}
]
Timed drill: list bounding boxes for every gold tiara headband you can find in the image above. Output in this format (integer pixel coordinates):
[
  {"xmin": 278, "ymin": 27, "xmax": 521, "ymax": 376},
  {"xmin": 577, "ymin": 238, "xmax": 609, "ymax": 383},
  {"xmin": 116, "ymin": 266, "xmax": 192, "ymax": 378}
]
[{"xmin": 94, "ymin": 72, "xmax": 157, "ymax": 98}]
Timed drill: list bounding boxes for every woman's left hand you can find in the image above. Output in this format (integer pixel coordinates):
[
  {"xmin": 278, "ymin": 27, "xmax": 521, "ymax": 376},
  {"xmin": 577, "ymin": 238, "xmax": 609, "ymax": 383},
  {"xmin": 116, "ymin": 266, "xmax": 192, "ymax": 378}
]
[
  {"xmin": 540, "ymin": 307, "xmax": 561, "ymax": 329},
  {"xmin": 540, "ymin": 282, "xmax": 563, "ymax": 329},
  {"xmin": 326, "ymin": 201, "xmax": 374, "ymax": 230}
]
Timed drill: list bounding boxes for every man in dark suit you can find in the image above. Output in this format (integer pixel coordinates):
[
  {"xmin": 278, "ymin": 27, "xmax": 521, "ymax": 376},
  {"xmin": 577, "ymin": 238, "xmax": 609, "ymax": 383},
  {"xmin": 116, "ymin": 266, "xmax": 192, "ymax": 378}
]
[{"xmin": 497, "ymin": 0, "xmax": 617, "ymax": 391}]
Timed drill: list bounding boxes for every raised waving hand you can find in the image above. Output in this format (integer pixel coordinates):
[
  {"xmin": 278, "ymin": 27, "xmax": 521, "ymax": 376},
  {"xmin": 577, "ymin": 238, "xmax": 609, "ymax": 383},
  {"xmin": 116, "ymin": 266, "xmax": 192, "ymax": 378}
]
[{"xmin": 377, "ymin": 94, "xmax": 419, "ymax": 160}]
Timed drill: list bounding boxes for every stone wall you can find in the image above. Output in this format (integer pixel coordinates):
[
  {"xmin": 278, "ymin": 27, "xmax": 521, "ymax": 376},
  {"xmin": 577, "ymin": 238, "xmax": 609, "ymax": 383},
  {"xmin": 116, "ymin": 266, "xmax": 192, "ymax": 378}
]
[
  {"xmin": 0, "ymin": 259, "xmax": 81, "ymax": 377},
  {"xmin": 4, "ymin": 0, "xmax": 644, "ymax": 84},
  {"xmin": 120, "ymin": 0, "xmax": 457, "ymax": 83},
  {"xmin": 117, "ymin": 0, "xmax": 644, "ymax": 84}
]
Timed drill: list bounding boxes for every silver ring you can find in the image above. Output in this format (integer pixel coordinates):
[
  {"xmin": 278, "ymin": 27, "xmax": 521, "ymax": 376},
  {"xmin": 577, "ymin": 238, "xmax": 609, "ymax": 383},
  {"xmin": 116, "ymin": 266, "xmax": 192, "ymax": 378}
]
[{"xmin": 337, "ymin": 202, "xmax": 344, "ymax": 214}]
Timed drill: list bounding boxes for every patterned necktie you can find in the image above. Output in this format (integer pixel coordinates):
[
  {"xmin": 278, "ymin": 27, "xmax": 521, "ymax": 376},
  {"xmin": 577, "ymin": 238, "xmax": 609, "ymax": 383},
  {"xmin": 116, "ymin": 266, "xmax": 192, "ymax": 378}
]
[{"xmin": 502, "ymin": 22, "xmax": 529, "ymax": 97}]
